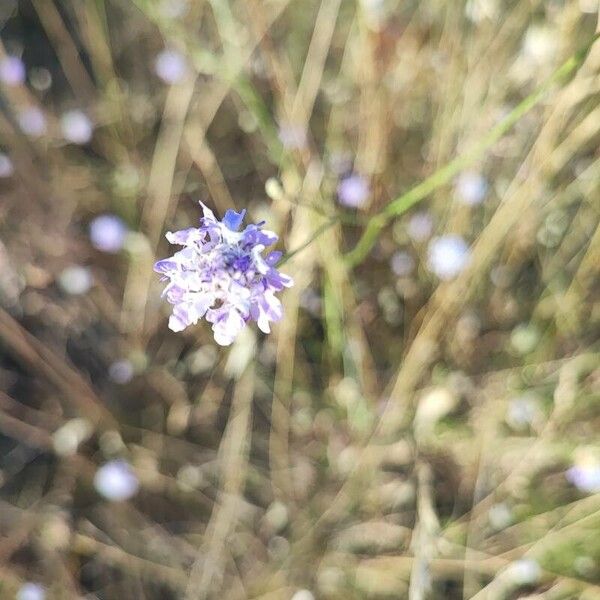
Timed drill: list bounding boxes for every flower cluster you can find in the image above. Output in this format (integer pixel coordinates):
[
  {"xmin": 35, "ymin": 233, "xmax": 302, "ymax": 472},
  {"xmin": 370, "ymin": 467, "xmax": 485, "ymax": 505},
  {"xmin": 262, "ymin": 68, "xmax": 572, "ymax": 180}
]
[{"xmin": 154, "ymin": 203, "xmax": 293, "ymax": 345}]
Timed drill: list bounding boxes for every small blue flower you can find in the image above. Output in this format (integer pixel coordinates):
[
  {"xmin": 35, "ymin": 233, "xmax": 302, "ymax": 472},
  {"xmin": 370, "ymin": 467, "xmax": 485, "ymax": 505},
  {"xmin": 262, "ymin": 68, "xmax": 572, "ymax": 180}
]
[{"xmin": 154, "ymin": 203, "xmax": 293, "ymax": 345}]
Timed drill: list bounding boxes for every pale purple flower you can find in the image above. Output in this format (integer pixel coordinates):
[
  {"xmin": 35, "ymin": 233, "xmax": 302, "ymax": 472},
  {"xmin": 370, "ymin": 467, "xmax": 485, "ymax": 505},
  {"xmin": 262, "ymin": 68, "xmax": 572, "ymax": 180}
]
[
  {"xmin": 89, "ymin": 214, "xmax": 128, "ymax": 253},
  {"xmin": 16, "ymin": 583, "xmax": 45, "ymax": 600},
  {"xmin": 456, "ymin": 170, "xmax": 488, "ymax": 206},
  {"xmin": 337, "ymin": 173, "xmax": 370, "ymax": 208},
  {"xmin": 108, "ymin": 359, "xmax": 135, "ymax": 384},
  {"xmin": 154, "ymin": 49, "xmax": 188, "ymax": 84},
  {"xmin": 0, "ymin": 152, "xmax": 13, "ymax": 177},
  {"xmin": 566, "ymin": 463, "xmax": 600, "ymax": 493},
  {"xmin": 407, "ymin": 211, "xmax": 433, "ymax": 241},
  {"xmin": 427, "ymin": 235, "xmax": 470, "ymax": 280},
  {"xmin": 61, "ymin": 110, "xmax": 93, "ymax": 144},
  {"xmin": 390, "ymin": 251, "xmax": 415, "ymax": 277},
  {"xmin": 94, "ymin": 459, "xmax": 139, "ymax": 501},
  {"xmin": 0, "ymin": 55, "xmax": 25, "ymax": 86},
  {"xmin": 154, "ymin": 203, "xmax": 293, "ymax": 346},
  {"xmin": 278, "ymin": 124, "xmax": 307, "ymax": 150},
  {"xmin": 18, "ymin": 107, "xmax": 47, "ymax": 137}
]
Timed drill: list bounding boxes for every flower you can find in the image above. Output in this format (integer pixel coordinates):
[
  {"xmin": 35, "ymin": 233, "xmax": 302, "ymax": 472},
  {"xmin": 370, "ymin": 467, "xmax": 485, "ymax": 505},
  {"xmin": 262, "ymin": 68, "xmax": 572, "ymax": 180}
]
[
  {"xmin": 0, "ymin": 152, "xmax": 14, "ymax": 178},
  {"xmin": 337, "ymin": 173, "xmax": 370, "ymax": 208},
  {"xmin": 455, "ymin": 170, "xmax": 488, "ymax": 206},
  {"xmin": 154, "ymin": 203, "xmax": 293, "ymax": 346},
  {"xmin": 427, "ymin": 235, "xmax": 470, "ymax": 280},
  {"xmin": 94, "ymin": 460, "xmax": 139, "ymax": 501},
  {"xmin": 16, "ymin": 583, "xmax": 45, "ymax": 600},
  {"xmin": 566, "ymin": 462, "xmax": 600, "ymax": 493},
  {"xmin": 0, "ymin": 55, "xmax": 25, "ymax": 86},
  {"xmin": 89, "ymin": 214, "xmax": 128, "ymax": 253},
  {"xmin": 154, "ymin": 49, "xmax": 188, "ymax": 84},
  {"xmin": 390, "ymin": 251, "xmax": 414, "ymax": 277},
  {"xmin": 61, "ymin": 110, "xmax": 93, "ymax": 144},
  {"xmin": 58, "ymin": 266, "xmax": 93, "ymax": 295},
  {"xmin": 18, "ymin": 107, "xmax": 47, "ymax": 137},
  {"xmin": 278, "ymin": 124, "xmax": 307, "ymax": 150},
  {"xmin": 407, "ymin": 211, "xmax": 433, "ymax": 241}
]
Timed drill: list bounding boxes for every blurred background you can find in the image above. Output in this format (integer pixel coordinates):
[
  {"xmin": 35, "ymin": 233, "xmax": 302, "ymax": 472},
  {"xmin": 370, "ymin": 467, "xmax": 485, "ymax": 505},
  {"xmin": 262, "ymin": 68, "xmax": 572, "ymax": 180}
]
[{"xmin": 0, "ymin": 0, "xmax": 599, "ymax": 598}]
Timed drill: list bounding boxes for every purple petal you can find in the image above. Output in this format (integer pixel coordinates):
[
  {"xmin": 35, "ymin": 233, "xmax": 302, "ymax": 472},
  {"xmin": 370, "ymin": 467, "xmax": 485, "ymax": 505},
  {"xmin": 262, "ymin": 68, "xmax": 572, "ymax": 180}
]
[{"xmin": 223, "ymin": 209, "xmax": 246, "ymax": 231}]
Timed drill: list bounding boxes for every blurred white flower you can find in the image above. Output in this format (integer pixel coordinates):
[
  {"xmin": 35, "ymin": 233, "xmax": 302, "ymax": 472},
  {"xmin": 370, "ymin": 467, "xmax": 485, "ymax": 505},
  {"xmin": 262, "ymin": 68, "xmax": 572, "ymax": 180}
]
[
  {"xmin": 506, "ymin": 394, "xmax": 540, "ymax": 430},
  {"xmin": 89, "ymin": 214, "xmax": 128, "ymax": 253},
  {"xmin": 291, "ymin": 591, "xmax": 315, "ymax": 600},
  {"xmin": 390, "ymin": 251, "xmax": 414, "ymax": 277},
  {"xmin": 154, "ymin": 49, "xmax": 188, "ymax": 84},
  {"xmin": 337, "ymin": 173, "xmax": 370, "ymax": 208},
  {"xmin": 427, "ymin": 235, "xmax": 470, "ymax": 280},
  {"xmin": 488, "ymin": 502, "xmax": 513, "ymax": 530},
  {"xmin": 94, "ymin": 460, "xmax": 139, "ymax": 501},
  {"xmin": 18, "ymin": 107, "xmax": 47, "ymax": 137},
  {"xmin": 108, "ymin": 359, "xmax": 135, "ymax": 384},
  {"xmin": 505, "ymin": 558, "xmax": 541, "ymax": 586},
  {"xmin": 566, "ymin": 457, "xmax": 600, "ymax": 494},
  {"xmin": 278, "ymin": 124, "xmax": 307, "ymax": 150},
  {"xmin": 61, "ymin": 110, "xmax": 93, "ymax": 144},
  {"xmin": 522, "ymin": 26, "xmax": 557, "ymax": 65},
  {"xmin": 0, "ymin": 55, "xmax": 25, "ymax": 86},
  {"xmin": 58, "ymin": 266, "xmax": 93, "ymax": 295},
  {"xmin": 16, "ymin": 583, "xmax": 45, "ymax": 600},
  {"xmin": 407, "ymin": 211, "xmax": 433, "ymax": 242},
  {"xmin": 0, "ymin": 152, "xmax": 14, "ymax": 177},
  {"xmin": 455, "ymin": 170, "xmax": 488, "ymax": 206}
]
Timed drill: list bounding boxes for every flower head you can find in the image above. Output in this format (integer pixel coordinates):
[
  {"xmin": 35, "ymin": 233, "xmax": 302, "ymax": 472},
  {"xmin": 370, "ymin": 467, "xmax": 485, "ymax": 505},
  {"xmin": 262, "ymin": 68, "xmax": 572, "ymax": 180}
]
[
  {"xmin": 89, "ymin": 214, "xmax": 128, "ymax": 253},
  {"xmin": 61, "ymin": 110, "xmax": 93, "ymax": 144},
  {"xmin": 0, "ymin": 55, "xmax": 25, "ymax": 86},
  {"xmin": 427, "ymin": 235, "xmax": 470, "ymax": 280},
  {"xmin": 94, "ymin": 460, "xmax": 139, "ymax": 501},
  {"xmin": 154, "ymin": 49, "xmax": 188, "ymax": 84},
  {"xmin": 154, "ymin": 203, "xmax": 293, "ymax": 345},
  {"xmin": 337, "ymin": 173, "xmax": 370, "ymax": 208},
  {"xmin": 17, "ymin": 583, "xmax": 45, "ymax": 600}
]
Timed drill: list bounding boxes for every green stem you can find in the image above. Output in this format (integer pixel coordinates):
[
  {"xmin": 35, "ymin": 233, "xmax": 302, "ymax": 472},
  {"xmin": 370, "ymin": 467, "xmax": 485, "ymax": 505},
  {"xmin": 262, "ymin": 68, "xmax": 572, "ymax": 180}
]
[{"xmin": 344, "ymin": 33, "xmax": 600, "ymax": 268}]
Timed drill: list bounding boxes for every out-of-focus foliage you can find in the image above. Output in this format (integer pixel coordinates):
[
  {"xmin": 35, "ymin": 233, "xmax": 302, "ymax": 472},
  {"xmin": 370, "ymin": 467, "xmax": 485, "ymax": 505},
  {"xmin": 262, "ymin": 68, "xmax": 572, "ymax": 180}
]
[{"xmin": 0, "ymin": 1, "xmax": 599, "ymax": 598}]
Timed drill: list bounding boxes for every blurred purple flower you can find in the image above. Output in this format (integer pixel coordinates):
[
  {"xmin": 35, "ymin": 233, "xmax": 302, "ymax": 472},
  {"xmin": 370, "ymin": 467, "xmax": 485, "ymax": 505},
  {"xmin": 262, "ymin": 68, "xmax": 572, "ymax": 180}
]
[
  {"xmin": 0, "ymin": 55, "xmax": 25, "ymax": 86},
  {"xmin": 16, "ymin": 583, "xmax": 45, "ymax": 600},
  {"xmin": 94, "ymin": 459, "xmax": 139, "ymax": 501},
  {"xmin": 566, "ymin": 463, "xmax": 600, "ymax": 493},
  {"xmin": 61, "ymin": 110, "xmax": 93, "ymax": 144},
  {"xmin": 278, "ymin": 124, "xmax": 307, "ymax": 150},
  {"xmin": 0, "ymin": 152, "xmax": 14, "ymax": 177},
  {"xmin": 337, "ymin": 173, "xmax": 370, "ymax": 208},
  {"xmin": 154, "ymin": 202, "xmax": 293, "ymax": 345},
  {"xmin": 154, "ymin": 49, "xmax": 188, "ymax": 84},
  {"xmin": 390, "ymin": 250, "xmax": 415, "ymax": 277},
  {"xmin": 108, "ymin": 359, "xmax": 135, "ymax": 384},
  {"xmin": 18, "ymin": 107, "xmax": 47, "ymax": 137},
  {"xmin": 89, "ymin": 214, "xmax": 128, "ymax": 253},
  {"xmin": 407, "ymin": 211, "xmax": 433, "ymax": 241},
  {"xmin": 427, "ymin": 235, "xmax": 470, "ymax": 280},
  {"xmin": 456, "ymin": 170, "xmax": 488, "ymax": 206}
]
